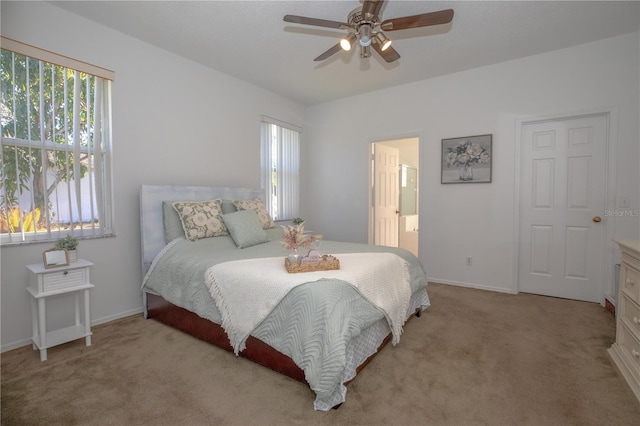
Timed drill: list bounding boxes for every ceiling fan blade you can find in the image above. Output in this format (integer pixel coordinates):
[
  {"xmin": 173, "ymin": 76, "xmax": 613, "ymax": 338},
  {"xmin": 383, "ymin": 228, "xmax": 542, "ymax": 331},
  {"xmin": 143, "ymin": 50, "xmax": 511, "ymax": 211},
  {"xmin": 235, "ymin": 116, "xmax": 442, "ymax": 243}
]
[
  {"xmin": 362, "ymin": 0, "xmax": 385, "ymax": 21},
  {"xmin": 381, "ymin": 9, "xmax": 454, "ymax": 31},
  {"xmin": 284, "ymin": 14, "xmax": 349, "ymax": 30},
  {"xmin": 372, "ymin": 42, "xmax": 400, "ymax": 63},
  {"xmin": 314, "ymin": 43, "xmax": 343, "ymax": 61}
]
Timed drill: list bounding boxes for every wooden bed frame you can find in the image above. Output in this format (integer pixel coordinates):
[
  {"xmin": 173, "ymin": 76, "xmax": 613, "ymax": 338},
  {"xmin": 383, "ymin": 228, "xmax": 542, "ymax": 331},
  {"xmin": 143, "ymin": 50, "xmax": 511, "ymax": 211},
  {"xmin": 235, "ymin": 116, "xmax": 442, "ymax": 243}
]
[
  {"xmin": 146, "ymin": 292, "xmax": 396, "ymax": 387},
  {"xmin": 140, "ymin": 185, "xmax": 418, "ymax": 405}
]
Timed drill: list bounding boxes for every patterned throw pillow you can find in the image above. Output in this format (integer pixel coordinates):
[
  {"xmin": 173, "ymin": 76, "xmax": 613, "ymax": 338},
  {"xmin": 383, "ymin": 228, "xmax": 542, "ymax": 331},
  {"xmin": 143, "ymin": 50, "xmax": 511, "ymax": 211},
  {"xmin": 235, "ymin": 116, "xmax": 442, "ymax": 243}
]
[
  {"xmin": 232, "ymin": 198, "xmax": 275, "ymax": 229},
  {"xmin": 172, "ymin": 199, "xmax": 227, "ymax": 241}
]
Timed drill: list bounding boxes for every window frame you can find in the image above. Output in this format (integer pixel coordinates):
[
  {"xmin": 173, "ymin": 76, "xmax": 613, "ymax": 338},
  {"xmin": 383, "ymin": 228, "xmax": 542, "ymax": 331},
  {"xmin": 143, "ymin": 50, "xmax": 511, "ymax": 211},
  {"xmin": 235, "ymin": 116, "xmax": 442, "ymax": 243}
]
[
  {"xmin": 1, "ymin": 37, "xmax": 115, "ymax": 245},
  {"xmin": 260, "ymin": 116, "xmax": 302, "ymax": 222}
]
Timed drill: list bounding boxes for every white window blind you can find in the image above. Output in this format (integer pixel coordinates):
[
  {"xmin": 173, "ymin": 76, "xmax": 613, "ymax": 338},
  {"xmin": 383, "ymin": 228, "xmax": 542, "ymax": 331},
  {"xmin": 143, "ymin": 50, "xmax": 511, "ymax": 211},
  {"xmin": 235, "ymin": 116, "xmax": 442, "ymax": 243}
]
[
  {"xmin": 260, "ymin": 116, "xmax": 301, "ymax": 221},
  {"xmin": 1, "ymin": 40, "xmax": 114, "ymax": 245}
]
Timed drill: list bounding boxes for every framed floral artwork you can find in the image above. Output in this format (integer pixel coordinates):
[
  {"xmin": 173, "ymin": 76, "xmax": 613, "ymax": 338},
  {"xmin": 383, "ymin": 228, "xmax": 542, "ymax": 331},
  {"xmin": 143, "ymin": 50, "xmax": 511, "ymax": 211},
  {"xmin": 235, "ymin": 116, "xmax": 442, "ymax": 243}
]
[{"xmin": 441, "ymin": 134, "xmax": 492, "ymax": 184}]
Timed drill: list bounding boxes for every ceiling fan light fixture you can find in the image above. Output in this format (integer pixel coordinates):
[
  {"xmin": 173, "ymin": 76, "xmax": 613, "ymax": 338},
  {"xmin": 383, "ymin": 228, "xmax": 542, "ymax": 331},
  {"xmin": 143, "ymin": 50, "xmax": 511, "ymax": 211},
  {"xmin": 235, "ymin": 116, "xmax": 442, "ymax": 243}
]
[
  {"xmin": 340, "ymin": 33, "xmax": 357, "ymax": 51},
  {"xmin": 360, "ymin": 45, "xmax": 372, "ymax": 58},
  {"xmin": 359, "ymin": 24, "xmax": 372, "ymax": 47},
  {"xmin": 284, "ymin": 4, "xmax": 454, "ymax": 63},
  {"xmin": 375, "ymin": 33, "xmax": 392, "ymax": 51}
]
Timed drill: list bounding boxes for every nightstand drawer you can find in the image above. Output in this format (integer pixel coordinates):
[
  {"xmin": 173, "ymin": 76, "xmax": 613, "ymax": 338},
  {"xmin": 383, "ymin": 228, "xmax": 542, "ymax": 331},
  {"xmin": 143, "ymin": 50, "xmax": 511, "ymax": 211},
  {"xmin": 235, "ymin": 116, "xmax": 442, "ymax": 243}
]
[
  {"xmin": 618, "ymin": 323, "xmax": 640, "ymax": 371},
  {"xmin": 41, "ymin": 268, "xmax": 86, "ymax": 292},
  {"xmin": 621, "ymin": 263, "xmax": 640, "ymax": 305},
  {"xmin": 27, "ymin": 259, "xmax": 93, "ymax": 294},
  {"xmin": 620, "ymin": 294, "xmax": 640, "ymax": 337}
]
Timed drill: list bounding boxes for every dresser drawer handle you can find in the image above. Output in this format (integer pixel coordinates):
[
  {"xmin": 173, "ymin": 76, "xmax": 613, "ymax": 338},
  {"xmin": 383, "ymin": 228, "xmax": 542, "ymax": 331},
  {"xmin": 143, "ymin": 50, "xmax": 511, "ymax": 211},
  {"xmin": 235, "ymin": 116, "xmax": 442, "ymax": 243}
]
[
  {"xmin": 635, "ymin": 317, "xmax": 640, "ymax": 325},
  {"xmin": 626, "ymin": 278, "xmax": 635, "ymax": 286},
  {"xmin": 64, "ymin": 271, "xmax": 68, "ymax": 275},
  {"xmin": 633, "ymin": 350, "xmax": 640, "ymax": 358}
]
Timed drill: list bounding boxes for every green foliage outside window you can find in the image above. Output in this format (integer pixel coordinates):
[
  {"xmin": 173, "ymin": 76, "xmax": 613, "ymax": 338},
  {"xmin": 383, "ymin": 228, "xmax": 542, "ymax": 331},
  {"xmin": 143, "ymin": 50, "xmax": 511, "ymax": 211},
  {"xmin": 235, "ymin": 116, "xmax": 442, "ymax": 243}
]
[{"xmin": 1, "ymin": 49, "xmax": 96, "ymax": 234}]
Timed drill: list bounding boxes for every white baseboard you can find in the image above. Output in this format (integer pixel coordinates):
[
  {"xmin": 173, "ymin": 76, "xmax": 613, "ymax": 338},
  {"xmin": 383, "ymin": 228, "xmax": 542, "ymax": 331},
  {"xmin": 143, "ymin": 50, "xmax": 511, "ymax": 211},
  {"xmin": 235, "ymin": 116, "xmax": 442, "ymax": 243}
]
[
  {"xmin": 427, "ymin": 277, "xmax": 516, "ymax": 294},
  {"xmin": 2, "ymin": 281, "xmax": 513, "ymax": 353},
  {"xmin": 1, "ymin": 306, "xmax": 144, "ymax": 353},
  {"xmin": 91, "ymin": 306, "xmax": 145, "ymax": 327}
]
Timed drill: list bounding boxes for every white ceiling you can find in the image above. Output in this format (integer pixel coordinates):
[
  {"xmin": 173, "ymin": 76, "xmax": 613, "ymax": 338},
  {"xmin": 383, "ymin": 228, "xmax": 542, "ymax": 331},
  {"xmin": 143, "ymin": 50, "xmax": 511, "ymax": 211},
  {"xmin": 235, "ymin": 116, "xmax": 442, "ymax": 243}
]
[{"xmin": 49, "ymin": 1, "xmax": 640, "ymax": 105}]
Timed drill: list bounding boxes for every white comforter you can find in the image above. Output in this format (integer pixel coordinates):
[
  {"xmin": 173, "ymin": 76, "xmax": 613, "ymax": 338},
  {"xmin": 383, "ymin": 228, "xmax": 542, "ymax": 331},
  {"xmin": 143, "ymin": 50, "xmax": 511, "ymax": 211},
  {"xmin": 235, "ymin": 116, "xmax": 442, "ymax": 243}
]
[{"xmin": 205, "ymin": 252, "xmax": 411, "ymax": 354}]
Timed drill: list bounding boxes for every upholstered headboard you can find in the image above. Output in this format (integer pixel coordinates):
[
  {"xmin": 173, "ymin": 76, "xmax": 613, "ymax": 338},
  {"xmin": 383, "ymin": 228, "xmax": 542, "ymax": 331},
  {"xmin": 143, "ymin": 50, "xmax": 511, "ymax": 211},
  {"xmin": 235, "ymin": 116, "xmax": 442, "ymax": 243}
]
[{"xmin": 139, "ymin": 185, "xmax": 263, "ymax": 277}]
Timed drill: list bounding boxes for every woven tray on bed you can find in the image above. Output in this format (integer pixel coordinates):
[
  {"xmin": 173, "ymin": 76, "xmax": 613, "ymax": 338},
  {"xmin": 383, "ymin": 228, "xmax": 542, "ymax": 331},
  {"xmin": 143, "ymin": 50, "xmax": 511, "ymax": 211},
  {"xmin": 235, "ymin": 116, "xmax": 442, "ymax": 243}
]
[{"xmin": 284, "ymin": 255, "xmax": 340, "ymax": 274}]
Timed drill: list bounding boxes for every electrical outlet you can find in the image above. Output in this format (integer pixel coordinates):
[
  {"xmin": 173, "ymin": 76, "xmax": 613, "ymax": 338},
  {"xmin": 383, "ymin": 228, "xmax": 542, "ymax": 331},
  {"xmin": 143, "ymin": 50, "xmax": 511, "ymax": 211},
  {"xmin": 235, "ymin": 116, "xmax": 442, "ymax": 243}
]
[{"xmin": 465, "ymin": 257, "xmax": 472, "ymax": 266}]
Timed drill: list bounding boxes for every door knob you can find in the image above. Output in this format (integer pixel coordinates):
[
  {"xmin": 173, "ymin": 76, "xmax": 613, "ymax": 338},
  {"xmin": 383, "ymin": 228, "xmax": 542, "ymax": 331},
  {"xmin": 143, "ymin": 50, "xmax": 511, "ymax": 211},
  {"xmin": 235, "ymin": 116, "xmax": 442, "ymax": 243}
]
[
  {"xmin": 592, "ymin": 216, "xmax": 601, "ymax": 223},
  {"xmin": 395, "ymin": 210, "xmax": 400, "ymax": 215}
]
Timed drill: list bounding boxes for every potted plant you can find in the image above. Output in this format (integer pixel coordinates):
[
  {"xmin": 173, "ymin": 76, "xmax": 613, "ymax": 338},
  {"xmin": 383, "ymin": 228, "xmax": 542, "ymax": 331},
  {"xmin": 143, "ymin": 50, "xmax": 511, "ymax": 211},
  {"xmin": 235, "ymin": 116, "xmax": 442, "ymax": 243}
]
[
  {"xmin": 55, "ymin": 235, "xmax": 79, "ymax": 262},
  {"xmin": 292, "ymin": 217, "xmax": 304, "ymax": 225}
]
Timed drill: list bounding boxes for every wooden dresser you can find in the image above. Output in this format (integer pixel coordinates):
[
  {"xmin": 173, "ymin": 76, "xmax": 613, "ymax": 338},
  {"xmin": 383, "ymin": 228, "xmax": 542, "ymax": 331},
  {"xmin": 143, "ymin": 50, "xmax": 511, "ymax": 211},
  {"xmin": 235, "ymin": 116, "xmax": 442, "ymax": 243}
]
[{"xmin": 608, "ymin": 240, "xmax": 640, "ymax": 402}]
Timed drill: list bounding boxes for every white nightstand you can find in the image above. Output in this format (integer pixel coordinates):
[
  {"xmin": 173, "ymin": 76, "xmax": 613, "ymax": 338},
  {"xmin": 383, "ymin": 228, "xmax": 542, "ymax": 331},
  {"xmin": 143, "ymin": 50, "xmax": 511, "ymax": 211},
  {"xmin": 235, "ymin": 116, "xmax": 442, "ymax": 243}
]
[{"xmin": 26, "ymin": 258, "xmax": 94, "ymax": 361}]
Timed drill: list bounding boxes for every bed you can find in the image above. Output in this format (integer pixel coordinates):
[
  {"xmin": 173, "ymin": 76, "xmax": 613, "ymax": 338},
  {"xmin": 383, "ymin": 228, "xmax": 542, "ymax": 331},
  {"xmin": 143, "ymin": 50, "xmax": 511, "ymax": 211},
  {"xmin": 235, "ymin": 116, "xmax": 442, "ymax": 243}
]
[{"xmin": 140, "ymin": 185, "xmax": 430, "ymax": 410}]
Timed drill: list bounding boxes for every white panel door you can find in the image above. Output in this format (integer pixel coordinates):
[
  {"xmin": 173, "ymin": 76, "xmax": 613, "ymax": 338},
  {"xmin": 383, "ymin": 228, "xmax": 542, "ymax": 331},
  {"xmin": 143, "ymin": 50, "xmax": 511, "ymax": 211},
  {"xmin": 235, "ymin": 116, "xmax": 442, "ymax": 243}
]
[
  {"xmin": 519, "ymin": 114, "xmax": 608, "ymax": 302},
  {"xmin": 374, "ymin": 144, "xmax": 399, "ymax": 247}
]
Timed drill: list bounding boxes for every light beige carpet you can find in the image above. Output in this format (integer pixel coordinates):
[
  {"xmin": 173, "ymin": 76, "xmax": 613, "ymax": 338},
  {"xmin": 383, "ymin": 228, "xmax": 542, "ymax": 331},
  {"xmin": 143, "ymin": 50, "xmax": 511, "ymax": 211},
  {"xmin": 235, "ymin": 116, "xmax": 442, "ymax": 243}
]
[{"xmin": 2, "ymin": 283, "xmax": 640, "ymax": 425}]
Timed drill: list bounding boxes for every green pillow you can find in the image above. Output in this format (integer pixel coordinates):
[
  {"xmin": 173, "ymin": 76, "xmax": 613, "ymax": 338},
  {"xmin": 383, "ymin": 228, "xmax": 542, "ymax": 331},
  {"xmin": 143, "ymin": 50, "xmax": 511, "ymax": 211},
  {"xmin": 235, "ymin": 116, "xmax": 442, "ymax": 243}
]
[
  {"xmin": 222, "ymin": 210, "xmax": 269, "ymax": 248},
  {"xmin": 221, "ymin": 200, "xmax": 237, "ymax": 214},
  {"xmin": 163, "ymin": 201, "xmax": 184, "ymax": 242}
]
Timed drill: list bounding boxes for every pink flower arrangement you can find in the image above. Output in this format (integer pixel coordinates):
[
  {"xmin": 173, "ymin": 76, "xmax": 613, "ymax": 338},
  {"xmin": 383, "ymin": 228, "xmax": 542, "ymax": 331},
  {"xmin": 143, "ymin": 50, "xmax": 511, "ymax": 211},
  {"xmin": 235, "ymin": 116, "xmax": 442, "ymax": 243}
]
[{"xmin": 280, "ymin": 223, "xmax": 312, "ymax": 251}]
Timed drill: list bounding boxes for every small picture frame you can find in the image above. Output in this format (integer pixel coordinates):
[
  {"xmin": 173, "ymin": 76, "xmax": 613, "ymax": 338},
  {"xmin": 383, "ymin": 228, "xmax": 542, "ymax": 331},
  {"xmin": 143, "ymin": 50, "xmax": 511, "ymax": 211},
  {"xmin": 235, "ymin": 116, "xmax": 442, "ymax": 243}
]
[
  {"xmin": 43, "ymin": 248, "xmax": 69, "ymax": 269},
  {"xmin": 441, "ymin": 134, "xmax": 492, "ymax": 184}
]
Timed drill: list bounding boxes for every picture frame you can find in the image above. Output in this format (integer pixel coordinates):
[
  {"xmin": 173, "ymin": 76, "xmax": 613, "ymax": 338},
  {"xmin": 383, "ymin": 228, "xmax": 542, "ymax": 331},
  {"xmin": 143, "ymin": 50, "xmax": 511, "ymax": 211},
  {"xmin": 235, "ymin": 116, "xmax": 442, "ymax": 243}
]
[
  {"xmin": 43, "ymin": 248, "xmax": 69, "ymax": 269},
  {"xmin": 441, "ymin": 134, "xmax": 492, "ymax": 184}
]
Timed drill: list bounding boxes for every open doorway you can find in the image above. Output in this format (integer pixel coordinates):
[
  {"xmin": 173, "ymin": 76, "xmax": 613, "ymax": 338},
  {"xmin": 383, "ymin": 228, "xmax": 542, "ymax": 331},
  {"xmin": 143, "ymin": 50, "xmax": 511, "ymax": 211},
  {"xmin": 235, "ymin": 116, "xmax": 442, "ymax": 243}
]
[{"xmin": 370, "ymin": 137, "xmax": 419, "ymax": 256}]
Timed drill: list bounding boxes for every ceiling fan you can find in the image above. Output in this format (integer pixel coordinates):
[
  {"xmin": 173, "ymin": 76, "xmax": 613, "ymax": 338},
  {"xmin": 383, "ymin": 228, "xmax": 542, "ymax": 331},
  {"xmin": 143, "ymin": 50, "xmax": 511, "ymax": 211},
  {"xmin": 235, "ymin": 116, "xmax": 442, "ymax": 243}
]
[{"xmin": 283, "ymin": 0, "xmax": 454, "ymax": 63}]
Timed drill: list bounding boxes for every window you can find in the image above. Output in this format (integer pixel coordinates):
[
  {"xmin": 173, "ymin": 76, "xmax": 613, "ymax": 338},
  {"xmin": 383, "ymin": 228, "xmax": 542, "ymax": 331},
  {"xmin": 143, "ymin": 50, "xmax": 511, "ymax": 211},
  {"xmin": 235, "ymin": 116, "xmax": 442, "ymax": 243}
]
[
  {"xmin": 1, "ymin": 37, "xmax": 114, "ymax": 244},
  {"xmin": 260, "ymin": 116, "xmax": 301, "ymax": 221}
]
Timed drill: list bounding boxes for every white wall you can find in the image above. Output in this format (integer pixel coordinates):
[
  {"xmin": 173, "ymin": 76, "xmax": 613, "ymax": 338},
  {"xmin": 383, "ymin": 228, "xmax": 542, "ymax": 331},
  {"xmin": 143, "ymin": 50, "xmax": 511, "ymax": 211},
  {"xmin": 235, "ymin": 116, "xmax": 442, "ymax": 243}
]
[
  {"xmin": 303, "ymin": 32, "xmax": 640, "ymax": 295},
  {"xmin": 0, "ymin": 1, "xmax": 306, "ymax": 351},
  {"xmin": 2, "ymin": 2, "xmax": 638, "ymax": 352}
]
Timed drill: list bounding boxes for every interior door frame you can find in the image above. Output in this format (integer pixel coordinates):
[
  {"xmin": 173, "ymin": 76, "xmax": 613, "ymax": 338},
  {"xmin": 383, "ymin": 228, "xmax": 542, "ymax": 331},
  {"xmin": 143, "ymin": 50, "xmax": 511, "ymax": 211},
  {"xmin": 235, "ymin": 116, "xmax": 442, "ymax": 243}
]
[
  {"xmin": 368, "ymin": 133, "xmax": 423, "ymax": 248},
  {"xmin": 512, "ymin": 107, "xmax": 618, "ymax": 304}
]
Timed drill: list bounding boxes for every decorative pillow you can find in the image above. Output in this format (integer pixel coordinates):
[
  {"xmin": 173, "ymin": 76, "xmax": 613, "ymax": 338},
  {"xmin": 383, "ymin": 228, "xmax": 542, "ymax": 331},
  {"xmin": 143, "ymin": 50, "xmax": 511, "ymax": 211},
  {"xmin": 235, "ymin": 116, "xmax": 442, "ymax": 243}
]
[
  {"xmin": 221, "ymin": 200, "xmax": 237, "ymax": 215},
  {"xmin": 233, "ymin": 198, "xmax": 275, "ymax": 229},
  {"xmin": 265, "ymin": 227, "xmax": 284, "ymax": 241},
  {"xmin": 222, "ymin": 210, "xmax": 269, "ymax": 249},
  {"xmin": 163, "ymin": 201, "xmax": 185, "ymax": 242},
  {"xmin": 172, "ymin": 199, "xmax": 227, "ymax": 241}
]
